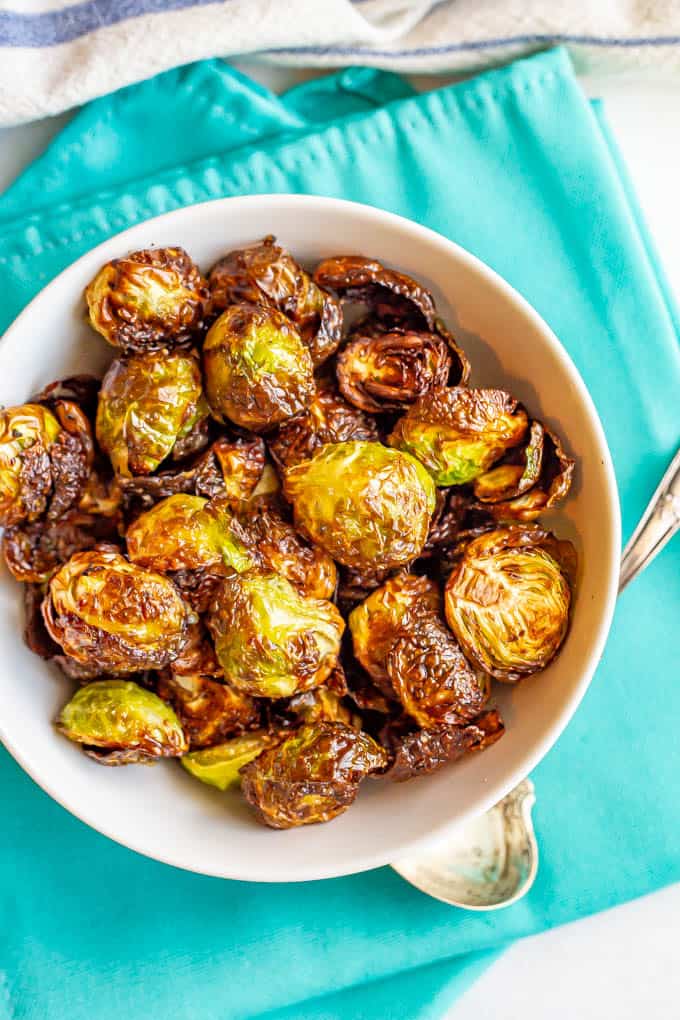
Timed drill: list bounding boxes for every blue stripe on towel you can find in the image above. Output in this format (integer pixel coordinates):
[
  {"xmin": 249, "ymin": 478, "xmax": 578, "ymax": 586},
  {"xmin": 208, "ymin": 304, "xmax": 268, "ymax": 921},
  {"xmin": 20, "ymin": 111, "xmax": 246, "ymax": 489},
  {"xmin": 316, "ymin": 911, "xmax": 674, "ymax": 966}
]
[
  {"xmin": 0, "ymin": 0, "xmax": 221, "ymax": 47},
  {"xmin": 266, "ymin": 32, "xmax": 680, "ymax": 59}
]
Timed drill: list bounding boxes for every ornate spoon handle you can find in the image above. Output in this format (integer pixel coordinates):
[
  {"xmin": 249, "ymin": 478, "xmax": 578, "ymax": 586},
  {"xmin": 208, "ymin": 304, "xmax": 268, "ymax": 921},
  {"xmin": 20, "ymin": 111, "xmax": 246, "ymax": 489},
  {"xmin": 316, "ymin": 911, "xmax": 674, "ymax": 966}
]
[{"xmin": 619, "ymin": 447, "xmax": 680, "ymax": 592}]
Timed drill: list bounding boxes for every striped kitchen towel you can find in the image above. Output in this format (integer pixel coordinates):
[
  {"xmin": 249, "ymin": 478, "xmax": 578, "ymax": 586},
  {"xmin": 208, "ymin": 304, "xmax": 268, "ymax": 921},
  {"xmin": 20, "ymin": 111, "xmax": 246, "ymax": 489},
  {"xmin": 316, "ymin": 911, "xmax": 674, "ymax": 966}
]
[{"xmin": 2, "ymin": 0, "xmax": 680, "ymax": 125}]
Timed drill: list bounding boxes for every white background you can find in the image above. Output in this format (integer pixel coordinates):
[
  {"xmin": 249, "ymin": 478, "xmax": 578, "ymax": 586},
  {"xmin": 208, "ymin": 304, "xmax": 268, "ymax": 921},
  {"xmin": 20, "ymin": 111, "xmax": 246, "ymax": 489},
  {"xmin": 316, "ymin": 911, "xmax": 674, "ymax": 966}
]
[{"xmin": 1, "ymin": 63, "xmax": 679, "ymax": 1020}]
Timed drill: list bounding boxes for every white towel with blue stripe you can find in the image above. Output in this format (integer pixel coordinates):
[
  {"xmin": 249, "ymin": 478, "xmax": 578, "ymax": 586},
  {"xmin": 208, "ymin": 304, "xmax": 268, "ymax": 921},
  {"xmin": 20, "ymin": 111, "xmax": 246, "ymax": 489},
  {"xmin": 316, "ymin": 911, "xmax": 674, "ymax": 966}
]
[{"xmin": 1, "ymin": 0, "xmax": 679, "ymax": 125}]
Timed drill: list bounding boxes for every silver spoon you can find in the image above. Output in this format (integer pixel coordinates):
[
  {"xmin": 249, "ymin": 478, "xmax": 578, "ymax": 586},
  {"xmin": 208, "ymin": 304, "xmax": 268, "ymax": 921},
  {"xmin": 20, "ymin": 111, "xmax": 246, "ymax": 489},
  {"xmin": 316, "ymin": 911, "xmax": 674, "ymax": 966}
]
[{"xmin": 392, "ymin": 447, "xmax": 680, "ymax": 909}]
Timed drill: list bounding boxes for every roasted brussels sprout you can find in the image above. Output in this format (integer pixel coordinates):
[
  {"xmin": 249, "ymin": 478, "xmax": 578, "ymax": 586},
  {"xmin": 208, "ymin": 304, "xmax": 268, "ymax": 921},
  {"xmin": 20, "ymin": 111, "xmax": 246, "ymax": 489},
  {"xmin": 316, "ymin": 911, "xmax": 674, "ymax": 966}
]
[
  {"xmin": 85, "ymin": 247, "xmax": 208, "ymax": 353},
  {"xmin": 209, "ymin": 236, "xmax": 342, "ymax": 365},
  {"xmin": 389, "ymin": 387, "xmax": 528, "ymax": 487},
  {"xmin": 0, "ymin": 402, "xmax": 92, "ymax": 528},
  {"xmin": 348, "ymin": 573, "xmax": 441, "ymax": 693},
  {"xmin": 57, "ymin": 679, "xmax": 187, "ymax": 762},
  {"xmin": 43, "ymin": 548, "xmax": 191, "ymax": 674},
  {"xmin": 387, "ymin": 615, "xmax": 489, "ymax": 727},
  {"xmin": 283, "ymin": 440, "xmax": 436, "ymax": 572},
  {"xmin": 126, "ymin": 493, "xmax": 252, "ymax": 574},
  {"xmin": 240, "ymin": 721, "xmax": 388, "ymax": 828},
  {"xmin": 96, "ymin": 349, "xmax": 207, "ymax": 477},
  {"xmin": 444, "ymin": 525, "xmax": 573, "ymax": 681},
  {"xmin": 181, "ymin": 731, "xmax": 278, "ymax": 791},
  {"xmin": 203, "ymin": 303, "xmax": 314, "ymax": 431},
  {"xmin": 336, "ymin": 322, "xmax": 452, "ymax": 413},
  {"xmin": 314, "ymin": 255, "xmax": 437, "ymax": 330},
  {"xmin": 32, "ymin": 374, "xmax": 101, "ymax": 425},
  {"xmin": 381, "ymin": 709, "xmax": 505, "ymax": 782},
  {"xmin": 23, "ymin": 582, "xmax": 60, "ymax": 659},
  {"xmin": 156, "ymin": 672, "xmax": 260, "ymax": 749},
  {"xmin": 207, "ymin": 571, "xmax": 344, "ymax": 698},
  {"xmin": 271, "ymin": 682, "xmax": 361, "ymax": 731},
  {"xmin": 268, "ymin": 380, "xmax": 379, "ymax": 470},
  {"xmin": 238, "ymin": 503, "xmax": 337, "ymax": 600},
  {"xmin": 3, "ymin": 510, "xmax": 120, "ymax": 583},
  {"xmin": 473, "ymin": 422, "xmax": 574, "ymax": 521}
]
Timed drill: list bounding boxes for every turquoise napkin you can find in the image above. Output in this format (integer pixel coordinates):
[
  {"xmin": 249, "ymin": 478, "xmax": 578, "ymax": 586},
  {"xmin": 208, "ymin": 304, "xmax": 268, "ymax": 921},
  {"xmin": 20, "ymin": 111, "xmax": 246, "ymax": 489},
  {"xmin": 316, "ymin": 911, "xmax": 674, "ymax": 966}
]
[{"xmin": 1, "ymin": 49, "xmax": 679, "ymax": 1020}]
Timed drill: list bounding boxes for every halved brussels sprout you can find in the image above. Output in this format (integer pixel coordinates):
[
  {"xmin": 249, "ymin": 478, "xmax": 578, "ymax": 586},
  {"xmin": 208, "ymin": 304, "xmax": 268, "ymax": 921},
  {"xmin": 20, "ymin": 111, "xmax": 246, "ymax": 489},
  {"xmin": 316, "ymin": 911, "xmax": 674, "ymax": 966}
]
[
  {"xmin": 473, "ymin": 422, "xmax": 575, "ymax": 521},
  {"xmin": 336, "ymin": 322, "xmax": 452, "ymax": 412},
  {"xmin": 57, "ymin": 679, "xmax": 188, "ymax": 759},
  {"xmin": 348, "ymin": 573, "xmax": 441, "ymax": 693},
  {"xmin": 3, "ymin": 510, "xmax": 120, "ymax": 583},
  {"xmin": 156, "ymin": 672, "xmax": 260, "ymax": 750},
  {"xmin": 43, "ymin": 548, "xmax": 191, "ymax": 674},
  {"xmin": 381, "ymin": 708, "xmax": 505, "ymax": 782},
  {"xmin": 314, "ymin": 255, "xmax": 437, "ymax": 330},
  {"xmin": 85, "ymin": 247, "xmax": 208, "ymax": 352},
  {"xmin": 209, "ymin": 236, "xmax": 342, "ymax": 365},
  {"xmin": 96, "ymin": 349, "xmax": 207, "ymax": 476},
  {"xmin": 240, "ymin": 721, "xmax": 388, "ymax": 828},
  {"xmin": 268, "ymin": 380, "xmax": 379, "ymax": 469},
  {"xmin": 203, "ymin": 303, "xmax": 314, "ymax": 431},
  {"xmin": 207, "ymin": 571, "xmax": 344, "ymax": 698},
  {"xmin": 181, "ymin": 731, "xmax": 277, "ymax": 791},
  {"xmin": 386, "ymin": 615, "xmax": 490, "ymax": 728},
  {"xmin": 444, "ymin": 525, "xmax": 574, "ymax": 681},
  {"xmin": 389, "ymin": 387, "xmax": 529, "ymax": 487},
  {"xmin": 283, "ymin": 440, "xmax": 436, "ymax": 572},
  {"xmin": 237, "ymin": 503, "xmax": 337, "ymax": 600},
  {"xmin": 126, "ymin": 493, "xmax": 253, "ymax": 574},
  {"xmin": 0, "ymin": 403, "xmax": 86, "ymax": 527}
]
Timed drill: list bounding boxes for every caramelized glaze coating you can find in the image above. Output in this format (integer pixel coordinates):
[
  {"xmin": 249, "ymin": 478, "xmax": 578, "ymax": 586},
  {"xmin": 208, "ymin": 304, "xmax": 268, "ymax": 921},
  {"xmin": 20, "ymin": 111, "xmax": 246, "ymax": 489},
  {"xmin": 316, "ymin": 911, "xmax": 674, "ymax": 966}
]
[
  {"xmin": 85, "ymin": 247, "xmax": 208, "ymax": 352},
  {"xmin": 241, "ymin": 721, "xmax": 388, "ymax": 828},
  {"xmin": 209, "ymin": 236, "xmax": 342, "ymax": 365},
  {"xmin": 43, "ymin": 547, "xmax": 191, "ymax": 674},
  {"xmin": 445, "ymin": 525, "xmax": 574, "ymax": 681}
]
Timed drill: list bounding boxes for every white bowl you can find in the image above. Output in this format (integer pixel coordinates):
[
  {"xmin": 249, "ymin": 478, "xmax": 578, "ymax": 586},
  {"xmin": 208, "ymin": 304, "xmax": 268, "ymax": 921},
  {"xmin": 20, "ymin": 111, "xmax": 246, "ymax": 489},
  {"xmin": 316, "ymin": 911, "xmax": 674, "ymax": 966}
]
[{"xmin": 0, "ymin": 196, "xmax": 620, "ymax": 882}]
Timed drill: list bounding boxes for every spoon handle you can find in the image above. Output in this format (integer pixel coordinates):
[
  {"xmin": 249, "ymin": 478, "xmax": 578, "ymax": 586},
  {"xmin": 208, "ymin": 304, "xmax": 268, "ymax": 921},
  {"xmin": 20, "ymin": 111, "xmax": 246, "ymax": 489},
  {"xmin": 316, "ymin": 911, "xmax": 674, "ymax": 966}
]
[{"xmin": 619, "ymin": 447, "xmax": 680, "ymax": 592}]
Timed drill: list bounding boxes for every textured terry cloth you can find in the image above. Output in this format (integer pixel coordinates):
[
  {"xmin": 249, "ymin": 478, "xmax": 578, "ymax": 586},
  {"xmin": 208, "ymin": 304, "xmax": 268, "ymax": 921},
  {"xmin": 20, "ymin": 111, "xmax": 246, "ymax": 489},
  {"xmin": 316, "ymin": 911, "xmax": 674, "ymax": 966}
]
[
  {"xmin": 1, "ymin": 48, "xmax": 680, "ymax": 1020},
  {"xmin": 3, "ymin": 0, "xmax": 680, "ymax": 124}
]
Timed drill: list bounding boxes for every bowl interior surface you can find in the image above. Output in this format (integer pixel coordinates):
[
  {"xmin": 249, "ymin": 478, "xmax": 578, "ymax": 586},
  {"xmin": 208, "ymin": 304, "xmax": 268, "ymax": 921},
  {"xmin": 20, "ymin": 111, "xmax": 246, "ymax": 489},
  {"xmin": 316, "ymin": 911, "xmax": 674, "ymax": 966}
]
[{"xmin": 0, "ymin": 196, "xmax": 620, "ymax": 881}]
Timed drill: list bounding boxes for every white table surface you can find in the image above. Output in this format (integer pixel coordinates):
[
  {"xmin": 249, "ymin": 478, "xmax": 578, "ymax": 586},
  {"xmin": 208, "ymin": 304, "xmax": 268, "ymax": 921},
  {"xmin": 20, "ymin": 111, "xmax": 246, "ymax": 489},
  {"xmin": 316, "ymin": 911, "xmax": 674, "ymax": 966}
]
[{"xmin": 1, "ymin": 62, "xmax": 679, "ymax": 1020}]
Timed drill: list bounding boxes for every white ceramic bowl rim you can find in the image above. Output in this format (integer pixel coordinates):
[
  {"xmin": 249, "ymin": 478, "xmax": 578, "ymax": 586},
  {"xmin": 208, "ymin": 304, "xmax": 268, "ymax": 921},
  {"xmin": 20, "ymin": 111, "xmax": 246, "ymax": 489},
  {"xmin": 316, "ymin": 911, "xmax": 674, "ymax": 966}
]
[{"xmin": 0, "ymin": 195, "xmax": 621, "ymax": 881}]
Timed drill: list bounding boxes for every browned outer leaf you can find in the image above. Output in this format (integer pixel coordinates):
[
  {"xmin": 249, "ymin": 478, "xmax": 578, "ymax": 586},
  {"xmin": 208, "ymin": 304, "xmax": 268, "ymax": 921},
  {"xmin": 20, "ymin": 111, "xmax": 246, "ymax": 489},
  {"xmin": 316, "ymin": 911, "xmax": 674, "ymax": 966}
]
[
  {"xmin": 382, "ymin": 709, "xmax": 505, "ymax": 782},
  {"xmin": 314, "ymin": 255, "xmax": 437, "ymax": 331},
  {"xmin": 3, "ymin": 511, "xmax": 121, "ymax": 583},
  {"xmin": 268, "ymin": 380, "xmax": 379, "ymax": 469}
]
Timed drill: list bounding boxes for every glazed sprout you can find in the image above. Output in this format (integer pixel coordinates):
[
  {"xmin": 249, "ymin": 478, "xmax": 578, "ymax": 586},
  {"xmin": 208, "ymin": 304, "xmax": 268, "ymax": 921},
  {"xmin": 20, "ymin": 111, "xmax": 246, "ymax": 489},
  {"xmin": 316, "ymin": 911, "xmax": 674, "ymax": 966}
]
[
  {"xmin": 238, "ymin": 503, "xmax": 337, "ymax": 600},
  {"xmin": 3, "ymin": 510, "xmax": 120, "ymax": 584},
  {"xmin": 282, "ymin": 440, "xmax": 436, "ymax": 573},
  {"xmin": 0, "ymin": 403, "xmax": 89, "ymax": 528},
  {"xmin": 389, "ymin": 387, "xmax": 529, "ymax": 487},
  {"xmin": 240, "ymin": 721, "xmax": 388, "ymax": 828},
  {"xmin": 387, "ymin": 615, "xmax": 490, "ymax": 727},
  {"xmin": 57, "ymin": 680, "xmax": 188, "ymax": 761},
  {"xmin": 381, "ymin": 709, "xmax": 505, "ymax": 782},
  {"xmin": 126, "ymin": 493, "xmax": 253, "ymax": 574},
  {"xmin": 444, "ymin": 525, "xmax": 573, "ymax": 682},
  {"xmin": 203, "ymin": 303, "xmax": 314, "ymax": 431},
  {"xmin": 43, "ymin": 547, "xmax": 191, "ymax": 674},
  {"xmin": 85, "ymin": 246, "xmax": 208, "ymax": 353},
  {"xmin": 156, "ymin": 673, "xmax": 260, "ymax": 750},
  {"xmin": 473, "ymin": 422, "xmax": 575, "ymax": 521},
  {"xmin": 207, "ymin": 571, "xmax": 344, "ymax": 698},
  {"xmin": 348, "ymin": 573, "xmax": 441, "ymax": 694},
  {"xmin": 181, "ymin": 731, "xmax": 277, "ymax": 791},
  {"xmin": 209, "ymin": 236, "xmax": 342, "ymax": 365},
  {"xmin": 96, "ymin": 349, "xmax": 207, "ymax": 477},
  {"xmin": 314, "ymin": 255, "xmax": 437, "ymax": 330},
  {"xmin": 268, "ymin": 380, "xmax": 379, "ymax": 470},
  {"xmin": 336, "ymin": 321, "xmax": 452, "ymax": 413}
]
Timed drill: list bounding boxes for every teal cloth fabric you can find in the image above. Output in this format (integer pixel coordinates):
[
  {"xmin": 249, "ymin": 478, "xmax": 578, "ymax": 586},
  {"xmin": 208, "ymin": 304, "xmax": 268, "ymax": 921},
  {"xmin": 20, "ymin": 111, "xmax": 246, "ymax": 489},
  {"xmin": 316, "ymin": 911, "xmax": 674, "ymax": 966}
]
[{"xmin": 1, "ymin": 48, "xmax": 679, "ymax": 1020}]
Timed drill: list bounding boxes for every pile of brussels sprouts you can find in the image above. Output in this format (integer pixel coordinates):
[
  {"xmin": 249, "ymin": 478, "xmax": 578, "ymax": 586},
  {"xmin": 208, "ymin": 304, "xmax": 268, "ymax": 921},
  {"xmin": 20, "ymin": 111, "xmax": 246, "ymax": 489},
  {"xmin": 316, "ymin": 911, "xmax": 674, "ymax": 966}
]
[{"xmin": 0, "ymin": 237, "xmax": 575, "ymax": 829}]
